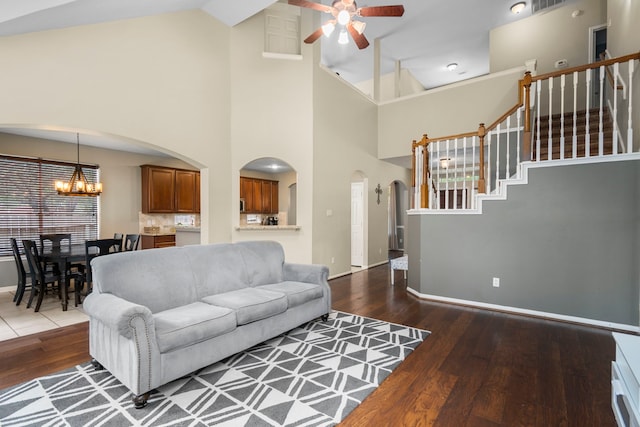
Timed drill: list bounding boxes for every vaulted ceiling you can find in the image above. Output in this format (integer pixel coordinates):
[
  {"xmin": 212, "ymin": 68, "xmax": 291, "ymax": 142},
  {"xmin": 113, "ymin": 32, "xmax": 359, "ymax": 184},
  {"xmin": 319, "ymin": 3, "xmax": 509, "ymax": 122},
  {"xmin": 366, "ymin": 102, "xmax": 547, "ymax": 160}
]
[{"xmin": 0, "ymin": 0, "xmax": 535, "ymax": 154}]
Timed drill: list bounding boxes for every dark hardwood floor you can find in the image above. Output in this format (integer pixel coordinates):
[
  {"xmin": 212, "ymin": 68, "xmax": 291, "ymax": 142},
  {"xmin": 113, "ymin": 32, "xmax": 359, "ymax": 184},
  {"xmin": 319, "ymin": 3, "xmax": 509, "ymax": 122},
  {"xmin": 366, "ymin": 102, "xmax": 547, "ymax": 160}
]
[{"xmin": 0, "ymin": 264, "xmax": 617, "ymax": 426}]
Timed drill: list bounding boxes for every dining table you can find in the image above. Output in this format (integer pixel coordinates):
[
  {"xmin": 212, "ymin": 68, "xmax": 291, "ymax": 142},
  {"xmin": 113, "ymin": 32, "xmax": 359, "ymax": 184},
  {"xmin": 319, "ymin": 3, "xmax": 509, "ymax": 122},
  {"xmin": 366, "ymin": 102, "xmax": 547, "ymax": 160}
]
[{"xmin": 41, "ymin": 243, "xmax": 98, "ymax": 311}]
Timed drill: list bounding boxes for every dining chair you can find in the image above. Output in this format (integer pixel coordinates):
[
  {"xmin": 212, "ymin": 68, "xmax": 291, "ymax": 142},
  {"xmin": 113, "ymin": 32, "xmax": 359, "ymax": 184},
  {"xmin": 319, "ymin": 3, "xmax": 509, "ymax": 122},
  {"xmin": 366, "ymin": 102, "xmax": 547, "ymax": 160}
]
[
  {"xmin": 22, "ymin": 239, "xmax": 62, "ymax": 312},
  {"xmin": 114, "ymin": 232, "xmax": 124, "ymax": 248},
  {"xmin": 123, "ymin": 234, "xmax": 140, "ymax": 251},
  {"xmin": 79, "ymin": 238, "xmax": 122, "ymax": 304},
  {"xmin": 10, "ymin": 238, "xmax": 30, "ymax": 306},
  {"xmin": 40, "ymin": 232, "xmax": 85, "ymax": 278}
]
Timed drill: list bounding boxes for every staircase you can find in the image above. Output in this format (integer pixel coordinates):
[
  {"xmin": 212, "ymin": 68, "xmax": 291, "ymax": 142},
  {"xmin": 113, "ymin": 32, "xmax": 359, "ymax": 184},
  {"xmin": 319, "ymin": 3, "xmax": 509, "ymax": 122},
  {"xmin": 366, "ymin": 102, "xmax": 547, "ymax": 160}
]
[
  {"xmin": 533, "ymin": 109, "xmax": 614, "ymax": 161},
  {"xmin": 411, "ymin": 52, "xmax": 640, "ymax": 211}
]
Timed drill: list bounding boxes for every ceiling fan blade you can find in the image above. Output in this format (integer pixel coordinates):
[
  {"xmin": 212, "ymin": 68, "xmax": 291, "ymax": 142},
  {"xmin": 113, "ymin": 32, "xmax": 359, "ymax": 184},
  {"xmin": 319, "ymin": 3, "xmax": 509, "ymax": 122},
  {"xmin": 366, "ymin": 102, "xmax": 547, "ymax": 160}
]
[
  {"xmin": 288, "ymin": 0, "xmax": 333, "ymax": 13},
  {"xmin": 347, "ymin": 22, "xmax": 369, "ymax": 49},
  {"xmin": 358, "ymin": 5, "xmax": 405, "ymax": 17},
  {"xmin": 304, "ymin": 27, "xmax": 324, "ymax": 44}
]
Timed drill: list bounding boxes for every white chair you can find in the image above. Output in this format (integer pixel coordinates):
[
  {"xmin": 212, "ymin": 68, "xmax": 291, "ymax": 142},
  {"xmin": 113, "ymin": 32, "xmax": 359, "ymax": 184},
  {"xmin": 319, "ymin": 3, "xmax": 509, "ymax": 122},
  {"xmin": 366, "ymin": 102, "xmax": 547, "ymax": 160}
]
[{"xmin": 389, "ymin": 254, "xmax": 408, "ymax": 285}]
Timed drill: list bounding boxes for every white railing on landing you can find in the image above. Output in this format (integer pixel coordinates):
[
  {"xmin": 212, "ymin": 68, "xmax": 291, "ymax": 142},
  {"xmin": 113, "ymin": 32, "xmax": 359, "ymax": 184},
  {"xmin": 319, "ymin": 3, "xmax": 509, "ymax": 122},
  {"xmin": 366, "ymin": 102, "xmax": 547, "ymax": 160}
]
[{"xmin": 411, "ymin": 52, "xmax": 640, "ymax": 211}]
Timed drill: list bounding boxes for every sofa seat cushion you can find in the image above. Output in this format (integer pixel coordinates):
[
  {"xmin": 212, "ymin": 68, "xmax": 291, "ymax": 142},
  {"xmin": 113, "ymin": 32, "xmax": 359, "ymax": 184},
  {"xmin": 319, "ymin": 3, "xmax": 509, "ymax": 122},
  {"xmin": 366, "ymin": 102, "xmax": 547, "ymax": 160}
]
[
  {"xmin": 202, "ymin": 288, "xmax": 287, "ymax": 325},
  {"xmin": 257, "ymin": 281, "xmax": 324, "ymax": 308},
  {"xmin": 154, "ymin": 302, "xmax": 236, "ymax": 353}
]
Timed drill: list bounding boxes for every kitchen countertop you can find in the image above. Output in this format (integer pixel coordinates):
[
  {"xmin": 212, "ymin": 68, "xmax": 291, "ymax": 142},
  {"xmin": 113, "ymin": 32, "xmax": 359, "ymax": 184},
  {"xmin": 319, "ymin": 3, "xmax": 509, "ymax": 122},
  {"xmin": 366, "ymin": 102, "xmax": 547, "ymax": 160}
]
[
  {"xmin": 175, "ymin": 226, "xmax": 200, "ymax": 232},
  {"xmin": 236, "ymin": 225, "xmax": 300, "ymax": 231},
  {"xmin": 141, "ymin": 232, "xmax": 176, "ymax": 236}
]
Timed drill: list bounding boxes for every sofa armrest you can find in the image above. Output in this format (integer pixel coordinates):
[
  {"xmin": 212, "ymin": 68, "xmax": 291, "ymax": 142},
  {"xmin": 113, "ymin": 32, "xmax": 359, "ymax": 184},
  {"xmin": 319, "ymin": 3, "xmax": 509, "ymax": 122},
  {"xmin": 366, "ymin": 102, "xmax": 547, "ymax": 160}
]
[
  {"xmin": 283, "ymin": 263, "xmax": 329, "ymax": 285},
  {"xmin": 83, "ymin": 292, "xmax": 154, "ymax": 339}
]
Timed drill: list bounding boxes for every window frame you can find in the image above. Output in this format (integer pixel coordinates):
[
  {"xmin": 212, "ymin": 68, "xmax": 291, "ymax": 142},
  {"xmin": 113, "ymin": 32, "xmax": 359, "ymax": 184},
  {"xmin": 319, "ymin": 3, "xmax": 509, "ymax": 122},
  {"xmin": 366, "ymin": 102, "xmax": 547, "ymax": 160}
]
[{"xmin": 0, "ymin": 154, "xmax": 100, "ymax": 256}]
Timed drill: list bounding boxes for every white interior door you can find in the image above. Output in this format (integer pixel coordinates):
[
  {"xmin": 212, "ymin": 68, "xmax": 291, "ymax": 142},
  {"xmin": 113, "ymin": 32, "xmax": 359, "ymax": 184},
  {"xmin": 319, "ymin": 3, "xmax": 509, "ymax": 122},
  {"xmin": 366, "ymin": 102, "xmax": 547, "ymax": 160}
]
[{"xmin": 351, "ymin": 182, "xmax": 364, "ymax": 267}]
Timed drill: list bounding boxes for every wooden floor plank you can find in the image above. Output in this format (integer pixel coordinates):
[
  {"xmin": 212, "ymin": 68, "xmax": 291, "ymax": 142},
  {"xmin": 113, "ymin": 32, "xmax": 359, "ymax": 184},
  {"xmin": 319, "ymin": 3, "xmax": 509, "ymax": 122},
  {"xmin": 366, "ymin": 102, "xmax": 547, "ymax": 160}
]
[{"xmin": 0, "ymin": 265, "xmax": 618, "ymax": 426}]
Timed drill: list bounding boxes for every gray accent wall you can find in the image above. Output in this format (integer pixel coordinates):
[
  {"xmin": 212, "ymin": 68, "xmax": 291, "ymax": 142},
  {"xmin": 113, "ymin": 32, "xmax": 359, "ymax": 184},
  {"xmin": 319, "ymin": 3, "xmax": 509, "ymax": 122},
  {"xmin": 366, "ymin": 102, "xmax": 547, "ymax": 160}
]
[{"xmin": 407, "ymin": 159, "xmax": 640, "ymax": 326}]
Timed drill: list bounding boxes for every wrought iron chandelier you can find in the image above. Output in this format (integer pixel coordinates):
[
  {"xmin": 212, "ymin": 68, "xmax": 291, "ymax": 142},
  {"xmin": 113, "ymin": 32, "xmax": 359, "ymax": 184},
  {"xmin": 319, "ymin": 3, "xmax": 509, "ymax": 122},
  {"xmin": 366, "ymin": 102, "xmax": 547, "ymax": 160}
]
[{"xmin": 55, "ymin": 133, "xmax": 102, "ymax": 196}]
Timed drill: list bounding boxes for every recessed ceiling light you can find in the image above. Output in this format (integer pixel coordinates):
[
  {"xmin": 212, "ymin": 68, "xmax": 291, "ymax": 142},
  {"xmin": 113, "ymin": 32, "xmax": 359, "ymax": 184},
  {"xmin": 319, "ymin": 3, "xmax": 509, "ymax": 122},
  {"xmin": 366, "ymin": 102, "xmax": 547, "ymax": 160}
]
[
  {"xmin": 511, "ymin": 2, "xmax": 526, "ymax": 14},
  {"xmin": 446, "ymin": 63, "xmax": 458, "ymax": 71}
]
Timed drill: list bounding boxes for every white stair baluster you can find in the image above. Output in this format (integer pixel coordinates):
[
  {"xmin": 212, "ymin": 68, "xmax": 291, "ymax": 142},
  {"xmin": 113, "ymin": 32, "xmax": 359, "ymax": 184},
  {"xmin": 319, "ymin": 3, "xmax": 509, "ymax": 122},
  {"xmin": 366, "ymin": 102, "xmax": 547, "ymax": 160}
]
[
  {"xmin": 506, "ymin": 115, "xmax": 511, "ymax": 179},
  {"xmin": 585, "ymin": 69, "xmax": 591, "ymax": 157},
  {"xmin": 462, "ymin": 136, "xmax": 467, "ymax": 209},
  {"xmin": 495, "ymin": 125, "xmax": 501, "ymax": 186},
  {"xmin": 536, "ymin": 78, "xmax": 542, "ymax": 161},
  {"xmin": 445, "ymin": 139, "xmax": 450, "ymax": 209},
  {"xmin": 560, "ymin": 74, "xmax": 565, "ymax": 160},
  {"xmin": 548, "ymin": 77, "xmax": 553, "ymax": 161},
  {"xmin": 599, "ymin": 64, "xmax": 605, "ymax": 156},
  {"xmin": 453, "ymin": 138, "xmax": 458, "ymax": 210},
  {"xmin": 472, "ymin": 136, "xmax": 476, "ymax": 210},
  {"xmin": 435, "ymin": 140, "xmax": 441, "ymax": 210},
  {"xmin": 629, "ymin": 59, "xmax": 635, "ymax": 153},
  {"xmin": 487, "ymin": 131, "xmax": 492, "ymax": 194},
  {"xmin": 574, "ymin": 71, "xmax": 580, "ymax": 159},
  {"xmin": 613, "ymin": 62, "xmax": 619, "ymax": 154}
]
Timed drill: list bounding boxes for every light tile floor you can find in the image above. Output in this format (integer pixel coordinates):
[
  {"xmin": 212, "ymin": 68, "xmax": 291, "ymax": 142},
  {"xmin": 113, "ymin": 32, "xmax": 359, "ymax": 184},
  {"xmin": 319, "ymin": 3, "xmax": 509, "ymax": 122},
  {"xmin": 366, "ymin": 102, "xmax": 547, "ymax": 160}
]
[{"xmin": 0, "ymin": 289, "xmax": 88, "ymax": 342}]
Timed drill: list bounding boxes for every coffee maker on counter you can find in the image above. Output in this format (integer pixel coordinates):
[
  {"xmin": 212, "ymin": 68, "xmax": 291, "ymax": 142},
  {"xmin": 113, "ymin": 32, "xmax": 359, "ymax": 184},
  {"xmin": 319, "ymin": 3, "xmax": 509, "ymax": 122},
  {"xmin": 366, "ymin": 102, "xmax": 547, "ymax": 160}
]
[{"xmin": 267, "ymin": 216, "xmax": 278, "ymax": 226}]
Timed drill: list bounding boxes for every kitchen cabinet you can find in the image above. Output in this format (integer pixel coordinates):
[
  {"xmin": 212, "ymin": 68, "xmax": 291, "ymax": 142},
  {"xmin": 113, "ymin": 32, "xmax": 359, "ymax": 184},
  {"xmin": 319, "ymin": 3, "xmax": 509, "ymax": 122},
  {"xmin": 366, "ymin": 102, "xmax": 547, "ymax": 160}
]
[
  {"xmin": 141, "ymin": 165, "xmax": 200, "ymax": 213},
  {"xmin": 141, "ymin": 234, "xmax": 176, "ymax": 250},
  {"xmin": 240, "ymin": 177, "xmax": 278, "ymax": 214},
  {"xmin": 141, "ymin": 166, "xmax": 175, "ymax": 213},
  {"xmin": 175, "ymin": 170, "xmax": 198, "ymax": 213}
]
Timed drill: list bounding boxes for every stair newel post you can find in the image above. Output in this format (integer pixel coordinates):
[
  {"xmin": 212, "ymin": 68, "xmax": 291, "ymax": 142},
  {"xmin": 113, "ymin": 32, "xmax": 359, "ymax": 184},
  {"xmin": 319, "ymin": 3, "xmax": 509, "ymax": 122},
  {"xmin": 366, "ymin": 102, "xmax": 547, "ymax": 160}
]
[
  {"xmin": 522, "ymin": 71, "xmax": 533, "ymax": 161},
  {"xmin": 420, "ymin": 134, "xmax": 430, "ymax": 208},
  {"xmin": 411, "ymin": 140, "xmax": 417, "ymax": 209},
  {"xmin": 477, "ymin": 124, "xmax": 486, "ymax": 194}
]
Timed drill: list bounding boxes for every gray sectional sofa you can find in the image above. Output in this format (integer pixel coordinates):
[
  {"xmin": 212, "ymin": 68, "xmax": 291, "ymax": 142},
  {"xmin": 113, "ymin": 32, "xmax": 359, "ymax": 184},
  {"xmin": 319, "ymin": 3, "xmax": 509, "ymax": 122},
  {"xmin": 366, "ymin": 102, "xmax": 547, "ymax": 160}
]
[{"xmin": 82, "ymin": 240, "xmax": 331, "ymax": 408}]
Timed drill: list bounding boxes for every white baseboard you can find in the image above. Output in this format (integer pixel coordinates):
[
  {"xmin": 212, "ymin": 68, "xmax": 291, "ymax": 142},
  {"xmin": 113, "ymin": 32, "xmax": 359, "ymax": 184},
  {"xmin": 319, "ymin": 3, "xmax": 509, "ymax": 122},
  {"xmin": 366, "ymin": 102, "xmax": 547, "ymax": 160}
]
[
  {"xmin": 406, "ymin": 287, "xmax": 640, "ymax": 334},
  {"xmin": 329, "ymin": 260, "xmax": 390, "ymax": 280}
]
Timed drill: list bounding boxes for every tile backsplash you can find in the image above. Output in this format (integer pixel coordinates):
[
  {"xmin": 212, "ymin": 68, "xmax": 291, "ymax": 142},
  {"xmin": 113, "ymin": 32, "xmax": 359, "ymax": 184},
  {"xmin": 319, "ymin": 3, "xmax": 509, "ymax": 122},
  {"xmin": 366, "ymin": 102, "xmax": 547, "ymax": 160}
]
[{"xmin": 139, "ymin": 212, "xmax": 200, "ymax": 234}]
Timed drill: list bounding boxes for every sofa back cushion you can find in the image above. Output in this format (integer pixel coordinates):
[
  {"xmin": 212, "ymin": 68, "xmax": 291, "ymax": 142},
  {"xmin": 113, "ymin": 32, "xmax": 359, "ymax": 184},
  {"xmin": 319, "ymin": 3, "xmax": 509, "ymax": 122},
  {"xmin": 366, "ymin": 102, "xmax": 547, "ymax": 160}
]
[
  {"xmin": 235, "ymin": 241, "xmax": 284, "ymax": 286},
  {"xmin": 183, "ymin": 243, "xmax": 250, "ymax": 298},
  {"xmin": 91, "ymin": 247, "xmax": 197, "ymax": 313}
]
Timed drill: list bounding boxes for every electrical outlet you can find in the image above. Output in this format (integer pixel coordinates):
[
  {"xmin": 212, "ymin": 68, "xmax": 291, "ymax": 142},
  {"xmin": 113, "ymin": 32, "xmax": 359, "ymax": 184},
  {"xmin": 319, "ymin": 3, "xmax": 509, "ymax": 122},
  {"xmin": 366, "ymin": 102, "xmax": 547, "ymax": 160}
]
[
  {"xmin": 331, "ymin": 257, "xmax": 335, "ymax": 264},
  {"xmin": 492, "ymin": 277, "xmax": 500, "ymax": 288}
]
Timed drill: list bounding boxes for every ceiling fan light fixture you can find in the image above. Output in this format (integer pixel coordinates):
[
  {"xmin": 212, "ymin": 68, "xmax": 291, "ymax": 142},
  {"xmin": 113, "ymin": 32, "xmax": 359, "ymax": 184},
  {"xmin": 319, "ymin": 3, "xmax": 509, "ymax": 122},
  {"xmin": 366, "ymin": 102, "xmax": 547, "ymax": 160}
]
[
  {"xmin": 510, "ymin": 2, "xmax": 526, "ymax": 14},
  {"xmin": 338, "ymin": 30, "xmax": 349, "ymax": 44},
  {"xmin": 351, "ymin": 20, "xmax": 366, "ymax": 35},
  {"xmin": 446, "ymin": 62, "xmax": 458, "ymax": 71},
  {"xmin": 322, "ymin": 21, "xmax": 335, "ymax": 37},
  {"xmin": 337, "ymin": 9, "xmax": 350, "ymax": 25}
]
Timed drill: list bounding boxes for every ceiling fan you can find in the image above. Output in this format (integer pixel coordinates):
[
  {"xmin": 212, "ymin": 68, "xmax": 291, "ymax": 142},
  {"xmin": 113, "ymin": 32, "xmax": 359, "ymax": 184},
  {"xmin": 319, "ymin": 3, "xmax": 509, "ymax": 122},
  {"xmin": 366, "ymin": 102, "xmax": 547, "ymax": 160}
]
[{"xmin": 288, "ymin": 0, "xmax": 405, "ymax": 50}]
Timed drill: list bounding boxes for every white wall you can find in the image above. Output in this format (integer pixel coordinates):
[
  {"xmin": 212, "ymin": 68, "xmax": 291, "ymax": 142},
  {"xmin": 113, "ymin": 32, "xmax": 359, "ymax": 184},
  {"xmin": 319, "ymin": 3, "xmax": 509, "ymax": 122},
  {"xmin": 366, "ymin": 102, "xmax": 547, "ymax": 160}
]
[
  {"xmin": 228, "ymin": 7, "xmax": 315, "ymax": 263},
  {"xmin": 0, "ymin": 10, "xmax": 232, "ymax": 245},
  {"xmin": 490, "ymin": 0, "xmax": 606, "ymax": 74},
  {"xmin": 312, "ymin": 68, "xmax": 411, "ymax": 275},
  {"xmin": 354, "ymin": 68, "xmax": 425, "ymax": 101},
  {"xmin": 377, "ymin": 67, "xmax": 524, "ymax": 161}
]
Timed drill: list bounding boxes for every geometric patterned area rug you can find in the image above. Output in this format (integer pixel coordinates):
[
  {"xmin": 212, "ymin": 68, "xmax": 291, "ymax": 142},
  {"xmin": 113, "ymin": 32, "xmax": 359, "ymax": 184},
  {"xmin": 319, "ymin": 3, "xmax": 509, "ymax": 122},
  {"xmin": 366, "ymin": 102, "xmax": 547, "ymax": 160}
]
[{"xmin": 0, "ymin": 311, "xmax": 429, "ymax": 426}]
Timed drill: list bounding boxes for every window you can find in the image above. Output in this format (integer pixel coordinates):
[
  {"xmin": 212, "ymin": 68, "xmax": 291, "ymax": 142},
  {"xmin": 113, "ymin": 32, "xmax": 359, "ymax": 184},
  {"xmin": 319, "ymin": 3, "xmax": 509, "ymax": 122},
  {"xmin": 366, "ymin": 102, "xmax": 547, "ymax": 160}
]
[{"xmin": 0, "ymin": 155, "xmax": 98, "ymax": 256}]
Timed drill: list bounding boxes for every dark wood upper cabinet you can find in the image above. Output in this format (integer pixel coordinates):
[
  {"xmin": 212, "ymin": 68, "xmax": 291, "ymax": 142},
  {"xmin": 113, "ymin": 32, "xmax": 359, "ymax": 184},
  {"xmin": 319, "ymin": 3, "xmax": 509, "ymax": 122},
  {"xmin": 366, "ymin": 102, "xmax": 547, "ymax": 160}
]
[
  {"xmin": 175, "ymin": 170, "xmax": 198, "ymax": 213},
  {"xmin": 141, "ymin": 166, "xmax": 175, "ymax": 213},
  {"xmin": 141, "ymin": 165, "xmax": 200, "ymax": 214},
  {"xmin": 240, "ymin": 176, "xmax": 278, "ymax": 214}
]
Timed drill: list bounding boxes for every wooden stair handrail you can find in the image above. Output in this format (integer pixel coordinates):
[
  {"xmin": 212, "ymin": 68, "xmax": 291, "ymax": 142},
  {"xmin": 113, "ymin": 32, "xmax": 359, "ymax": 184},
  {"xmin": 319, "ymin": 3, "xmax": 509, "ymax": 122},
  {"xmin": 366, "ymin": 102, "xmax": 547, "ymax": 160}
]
[{"xmin": 529, "ymin": 52, "xmax": 640, "ymax": 82}]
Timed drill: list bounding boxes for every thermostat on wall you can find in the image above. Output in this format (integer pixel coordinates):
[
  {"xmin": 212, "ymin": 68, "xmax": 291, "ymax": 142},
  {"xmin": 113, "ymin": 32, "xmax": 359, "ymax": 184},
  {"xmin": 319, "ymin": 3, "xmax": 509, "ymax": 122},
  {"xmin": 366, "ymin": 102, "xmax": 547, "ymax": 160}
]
[{"xmin": 555, "ymin": 59, "xmax": 568, "ymax": 68}]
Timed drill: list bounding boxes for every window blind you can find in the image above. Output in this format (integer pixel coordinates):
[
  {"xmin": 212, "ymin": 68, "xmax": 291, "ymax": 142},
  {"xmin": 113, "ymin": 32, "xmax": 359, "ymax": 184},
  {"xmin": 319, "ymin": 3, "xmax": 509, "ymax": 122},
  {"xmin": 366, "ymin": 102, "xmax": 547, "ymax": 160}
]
[{"xmin": 0, "ymin": 155, "xmax": 99, "ymax": 256}]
